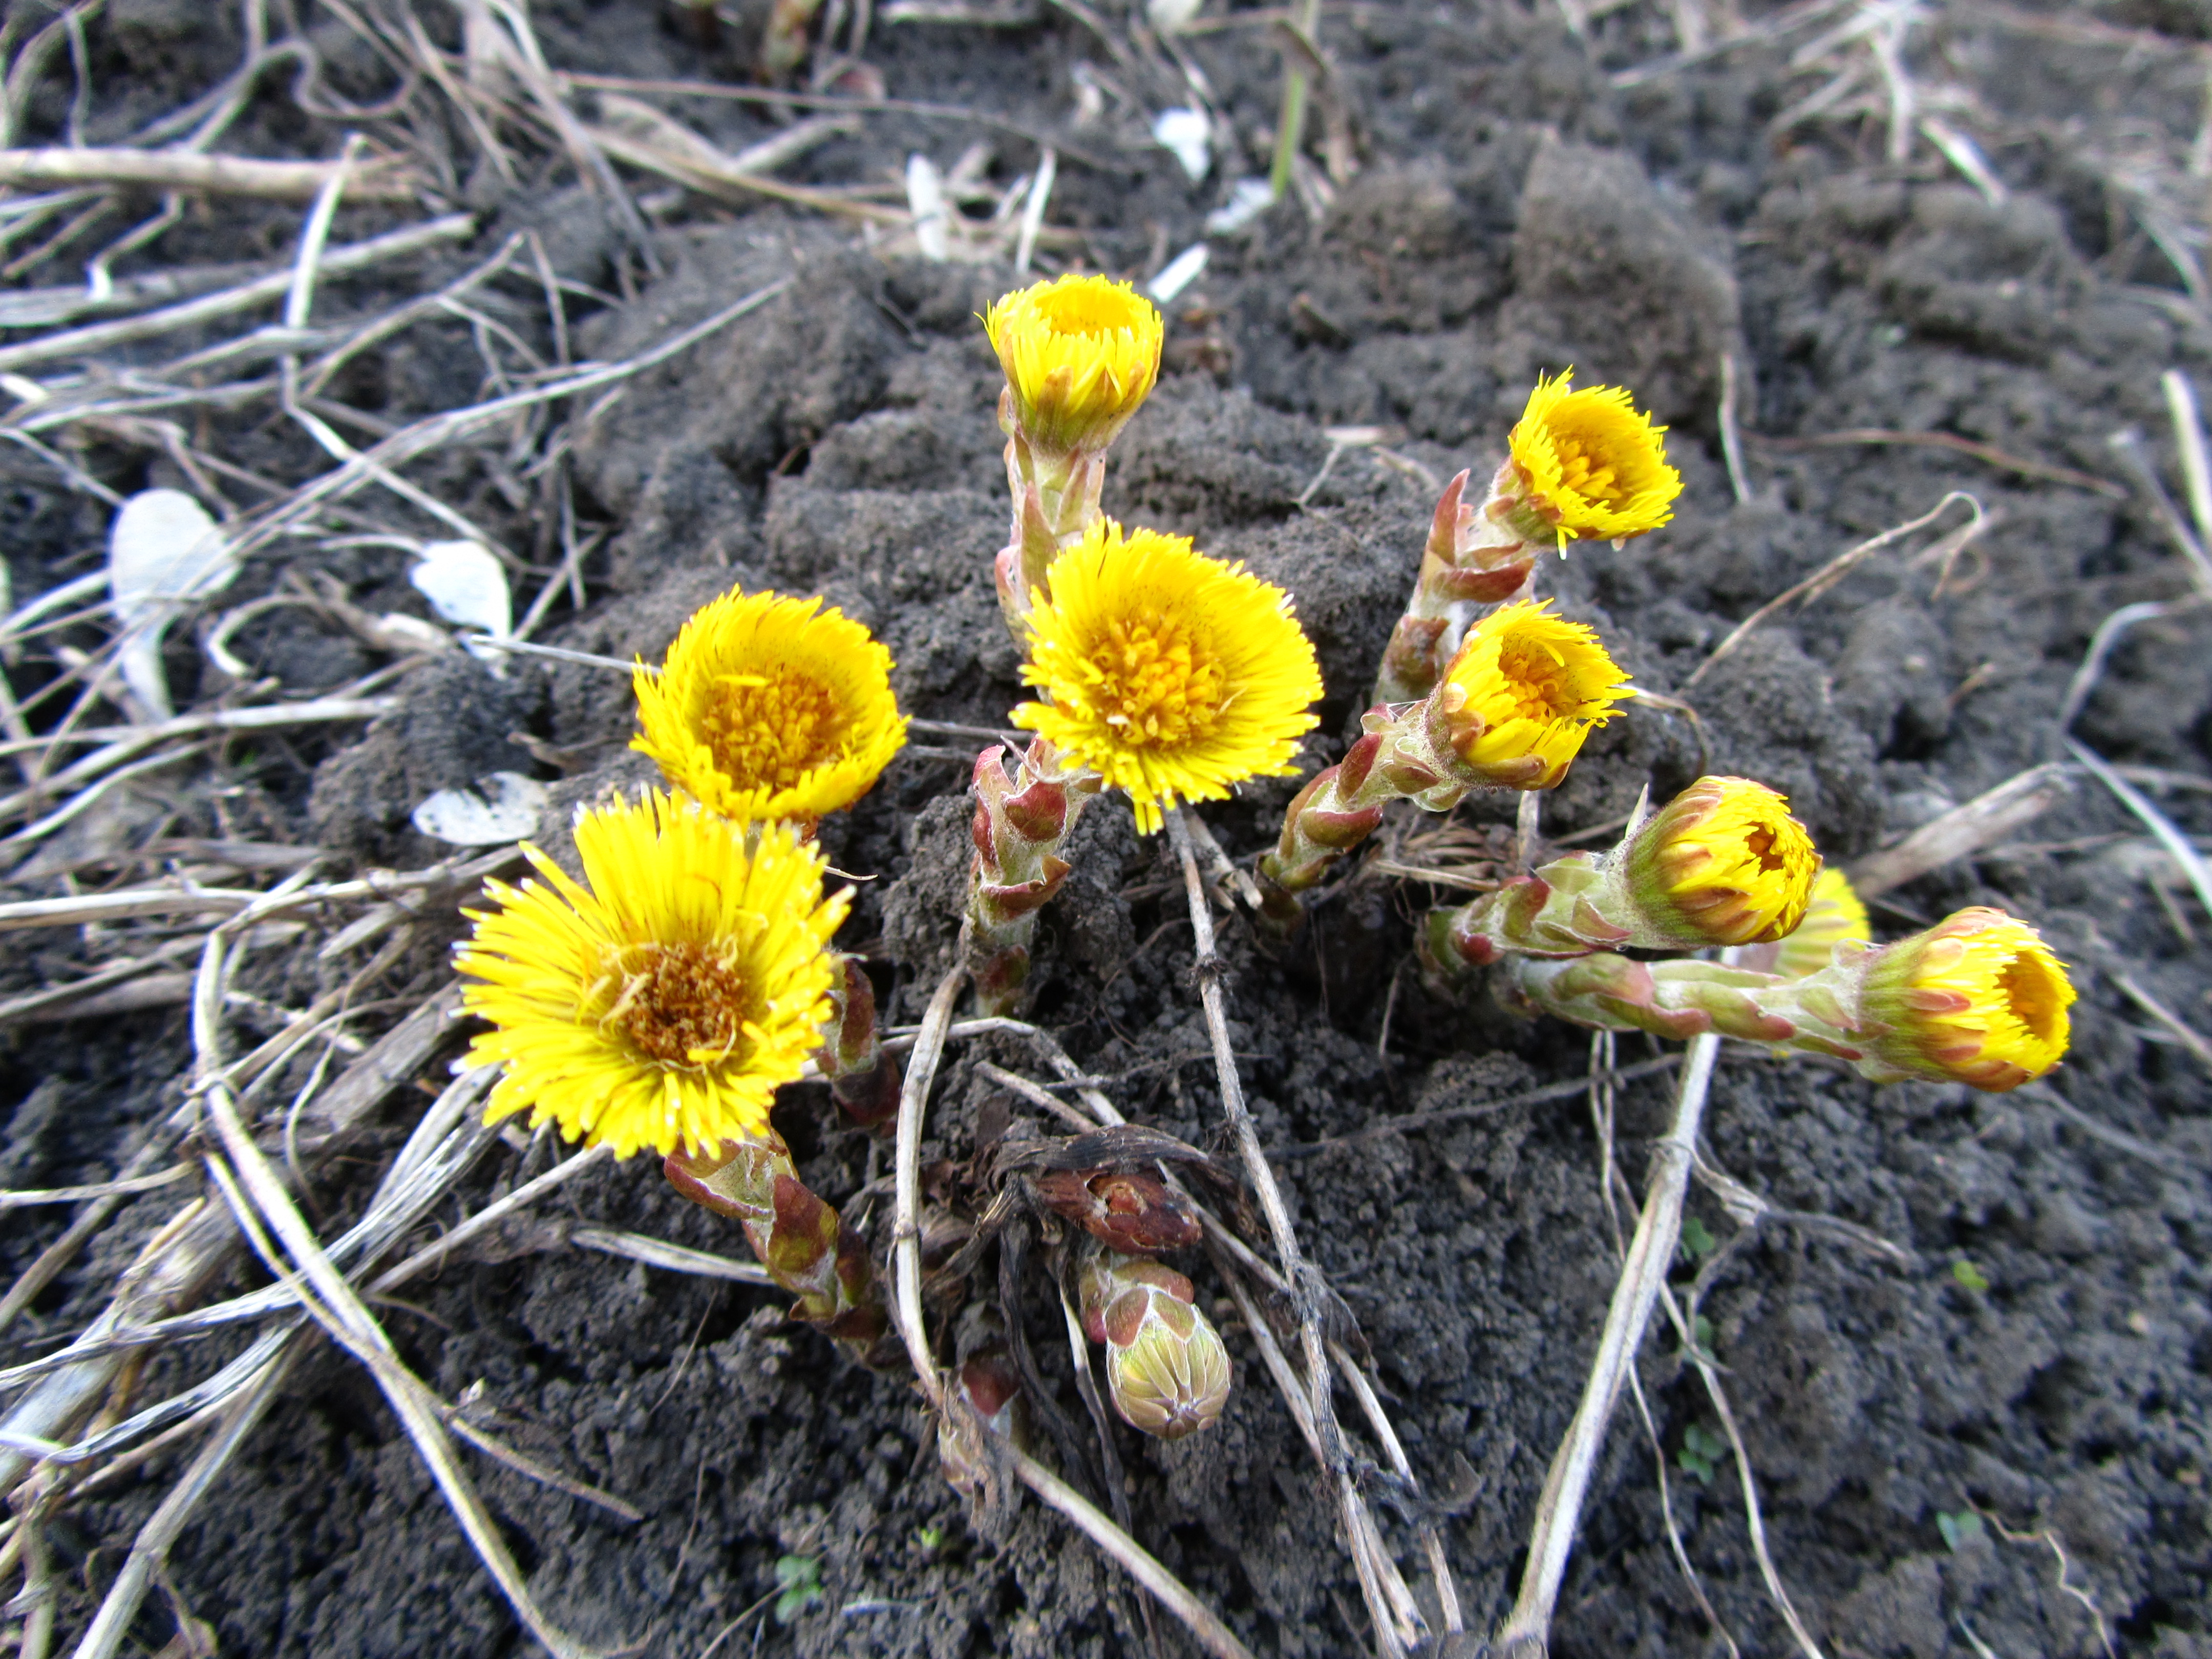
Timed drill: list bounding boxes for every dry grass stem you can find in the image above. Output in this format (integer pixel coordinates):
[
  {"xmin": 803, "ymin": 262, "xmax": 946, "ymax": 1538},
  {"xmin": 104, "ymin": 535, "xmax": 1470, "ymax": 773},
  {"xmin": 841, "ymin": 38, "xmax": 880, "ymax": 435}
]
[
  {"xmin": 1846, "ymin": 762, "xmax": 2071, "ymax": 896},
  {"xmin": 0, "ymin": 146, "xmax": 426, "ymax": 201},
  {"xmin": 892, "ymin": 961, "xmax": 966, "ymax": 1405},
  {"xmin": 566, "ymin": 1225, "xmax": 777, "ymax": 1286},
  {"xmin": 2109, "ymin": 970, "xmax": 2212, "ymax": 1072},
  {"xmin": 1684, "ymin": 492, "xmax": 1985, "ymax": 691},
  {"xmin": 2067, "ymin": 738, "xmax": 2212, "ymax": 919},
  {"xmin": 1754, "ymin": 427, "xmax": 2126, "ymax": 498}
]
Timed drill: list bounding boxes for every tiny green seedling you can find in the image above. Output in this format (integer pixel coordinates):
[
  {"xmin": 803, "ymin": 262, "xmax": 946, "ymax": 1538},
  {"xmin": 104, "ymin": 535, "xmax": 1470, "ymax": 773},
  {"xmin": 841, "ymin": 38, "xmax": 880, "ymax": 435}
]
[
  {"xmin": 916, "ymin": 1525, "xmax": 945, "ymax": 1553},
  {"xmin": 1952, "ymin": 1259, "xmax": 1990, "ymax": 1293},
  {"xmin": 1676, "ymin": 1424, "xmax": 1727, "ymax": 1486},
  {"xmin": 1679, "ymin": 1216, "xmax": 1718, "ymax": 1260},
  {"xmin": 773, "ymin": 1556, "xmax": 824, "ymax": 1625},
  {"xmin": 1937, "ymin": 1511, "xmax": 1985, "ymax": 1551}
]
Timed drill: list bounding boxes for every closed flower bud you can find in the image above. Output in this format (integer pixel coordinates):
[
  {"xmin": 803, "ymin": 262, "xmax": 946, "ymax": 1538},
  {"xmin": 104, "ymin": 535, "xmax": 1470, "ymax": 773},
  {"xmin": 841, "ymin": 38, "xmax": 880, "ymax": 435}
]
[
  {"xmin": 986, "ymin": 275, "xmax": 1164, "ymax": 457},
  {"xmin": 1771, "ymin": 867, "xmax": 1869, "ymax": 979},
  {"xmin": 1860, "ymin": 907, "xmax": 2075, "ymax": 1091},
  {"xmin": 1619, "ymin": 776, "xmax": 1819, "ymax": 949},
  {"xmin": 1432, "ymin": 600, "xmax": 1632, "ymax": 790},
  {"xmin": 1079, "ymin": 1252, "xmax": 1230, "ymax": 1441}
]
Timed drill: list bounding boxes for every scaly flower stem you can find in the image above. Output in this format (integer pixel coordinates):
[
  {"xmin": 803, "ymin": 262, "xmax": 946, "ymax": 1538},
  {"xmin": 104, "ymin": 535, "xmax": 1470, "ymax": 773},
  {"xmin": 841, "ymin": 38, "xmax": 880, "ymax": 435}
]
[
  {"xmin": 964, "ymin": 737, "xmax": 1100, "ymax": 1015},
  {"xmin": 1374, "ymin": 464, "xmax": 1538, "ymax": 704},
  {"xmin": 815, "ymin": 956, "xmax": 901, "ymax": 1131},
  {"xmin": 1501, "ymin": 950, "xmax": 1865, "ymax": 1058},
  {"xmin": 995, "ymin": 416, "xmax": 1107, "ymax": 636},
  {"xmin": 664, "ymin": 1129, "xmax": 887, "ymax": 1353},
  {"xmin": 1493, "ymin": 1029, "xmax": 1721, "ymax": 1656},
  {"xmin": 1168, "ymin": 809, "xmax": 1425, "ymax": 1658}
]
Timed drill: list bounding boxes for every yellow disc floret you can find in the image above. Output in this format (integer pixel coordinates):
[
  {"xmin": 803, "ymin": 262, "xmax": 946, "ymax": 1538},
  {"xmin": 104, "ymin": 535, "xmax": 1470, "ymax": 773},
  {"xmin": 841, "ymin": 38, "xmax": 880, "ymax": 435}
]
[
  {"xmin": 1862, "ymin": 907, "xmax": 2075, "ymax": 1092},
  {"xmin": 1435, "ymin": 600, "xmax": 1632, "ymax": 789},
  {"xmin": 1775, "ymin": 866, "xmax": 1871, "ymax": 978},
  {"xmin": 1507, "ymin": 371, "xmax": 1683, "ymax": 549},
  {"xmin": 1628, "ymin": 776, "xmax": 1820, "ymax": 948},
  {"xmin": 986, "ymin": 274, "xmax": 1165, "ymax": 455},
  {"xmin": 1012, "ymin": 519, "xmax": 1322, "ymax": 834},
  {"xmin": 633, "ymin": 587, "xmax": 906, "ymax": 827},
  {"xmin": 456, "ymin": 791, "xmax": 849, "ymax": 1158}
]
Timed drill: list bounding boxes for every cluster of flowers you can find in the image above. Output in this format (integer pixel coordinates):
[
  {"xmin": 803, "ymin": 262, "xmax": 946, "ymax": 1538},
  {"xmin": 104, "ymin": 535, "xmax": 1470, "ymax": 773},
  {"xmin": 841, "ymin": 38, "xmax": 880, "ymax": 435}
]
[{"xmin": 450, "ymin": 270, "xmax": 2077, "ymax": 1464}]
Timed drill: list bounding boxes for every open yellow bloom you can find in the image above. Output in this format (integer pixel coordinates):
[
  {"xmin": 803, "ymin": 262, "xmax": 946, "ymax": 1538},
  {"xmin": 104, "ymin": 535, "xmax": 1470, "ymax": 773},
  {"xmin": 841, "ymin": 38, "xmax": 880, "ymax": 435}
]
[
  {"xmin": 1627, "ymin": 776, "xmax": 1819, "ymax": 948},
  {"xmin": 1435, "ymin": 600, "xmax": 1632, "ymax": 789},
  {"xmin": 1507, "ymin": 371, "xmax": 1683, "ymax": 549},
  {"xmin": 1774, "ymin": 866, "xmax": 1870, "ymax": 978},
  {"xmin": 1862, "ymin": 907, "xmax": 2075, "ymax": 1091},
  {"xmin": 633, "ymin": 588, "xmax": 906, "ymax": 827},
  {"xmin": 1012, "ymin": 520, "xmax": 1322, "ymax": 834},
  {"xmin": 986, "ymin": 274, "xmax": 1164, "ymax": 455},
  {"xmin": 456, "ymin": 791, "xmax": 849, "ymax": 1158}
]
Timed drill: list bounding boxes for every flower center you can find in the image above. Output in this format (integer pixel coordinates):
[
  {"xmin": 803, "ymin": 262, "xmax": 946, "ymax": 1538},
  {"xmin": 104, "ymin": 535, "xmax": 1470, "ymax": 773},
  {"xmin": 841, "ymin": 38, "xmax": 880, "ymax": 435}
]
[
  {"xmin": 1740, "ymin": 823, "xmax": 1786, "ymax": 874},
  {"xmin": 1094, "ymin": 613, "xmax": 1226, "ymax": 748},
  {"xmin": 1494, "ymin": 632, "xmax": 1596, "ymax": 721},
  {"xmin": 597, "ymin": 942, "xmax": 757, "ymax": 1068},
  {"xmin": 700, "ymin": 668, "xmax": 842, "ymax": 797},
  {"xmin": 1036, "ymin": 286, "xmax": 1146, "ymax": 338},
  {"xmin": 1997, "ymin": 950, "xmax": 2065, "ymax": 1047}
]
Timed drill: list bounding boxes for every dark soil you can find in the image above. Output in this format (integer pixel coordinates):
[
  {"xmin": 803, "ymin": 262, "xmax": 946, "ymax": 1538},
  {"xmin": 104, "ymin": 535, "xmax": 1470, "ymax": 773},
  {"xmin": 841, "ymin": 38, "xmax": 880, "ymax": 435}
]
[{"xmin": 5, "ymin": 2, "xmax": 2212, "ymax": 1656}]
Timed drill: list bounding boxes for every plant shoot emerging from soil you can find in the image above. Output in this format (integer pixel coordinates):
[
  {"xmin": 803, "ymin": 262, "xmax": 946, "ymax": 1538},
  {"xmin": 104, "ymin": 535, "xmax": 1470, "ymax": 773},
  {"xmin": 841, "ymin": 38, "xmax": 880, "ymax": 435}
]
[
  {"xmin": 456, "ymin": 790, "xmax": 849, "ymax": 1157},
  {"xmin": 632, "ymin": 587, "xmax": 906, "ymax": 828},
  {"xmin": 1012, "ymin": 520, "xmax": 1322, "ymax": 835},
  {"xmin": 1079, "ymin": 1250, "xmax": 1232, "ymax": 1441},
  {"xmin": 986, "ymin": 274, "xmax": 1164, "ymax": 458},
  {"xmin": 1506, "ymin": 370, "xmax": 1684, "ymax": 550}
]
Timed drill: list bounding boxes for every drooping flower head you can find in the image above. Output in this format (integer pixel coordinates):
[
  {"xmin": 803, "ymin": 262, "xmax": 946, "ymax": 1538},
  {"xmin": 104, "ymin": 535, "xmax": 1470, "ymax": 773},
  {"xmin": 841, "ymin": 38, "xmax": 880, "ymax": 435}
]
[
  {"xmin": 1080, "ymin": 1252, "xmax": 1231, "ymax": 1442},
  {"xmin": 985, "ymin": 274, "xmax": 1165, "ymax": 455},
  {"xmin": 1012, "ymin": 519, "xmax": 1322, "ymax": 834},
  {"xmin": 1623, "ymin": 776, "xmax": 1819, "ymax": 948},
  {"xmin": 1861, "ymin": 907, "xmax": 2075, "ymax": 1092},
  {"xmin": 633, "ymin": 588, "xmax": 906, "ymax": 827},
  {"xmin": 456, "ymin": 791, "xmax": 849, "ymax": 1157},
  {"xmin": 1774, "ymin": 866, "xmax": 1871, "ymax": 979},
  {"xmin": 1507, "ymin": 371, "xmax": 1683, "ymax": 549},
  {"xmin": 1434, "ymin": 600, "xmax": 1632, "ymax": 790}
]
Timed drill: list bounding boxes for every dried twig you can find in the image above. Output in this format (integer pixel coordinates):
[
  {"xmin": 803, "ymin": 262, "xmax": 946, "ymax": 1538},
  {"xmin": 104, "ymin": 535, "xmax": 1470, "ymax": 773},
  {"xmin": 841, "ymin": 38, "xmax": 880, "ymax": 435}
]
[
  {"xmin": 1847, "ymin": 763, "xmax": 2071, "ymax": 896},
  {"xmin": 0, "ymin": 146, "xmax": 427, "ymax": 201}
]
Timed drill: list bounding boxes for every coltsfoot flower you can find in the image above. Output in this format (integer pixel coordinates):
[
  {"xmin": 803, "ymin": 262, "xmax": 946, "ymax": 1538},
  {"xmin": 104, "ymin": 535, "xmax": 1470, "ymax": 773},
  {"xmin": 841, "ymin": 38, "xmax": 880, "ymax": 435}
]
[
  {"xmin": 1419, "ymin": 775, "xmax": 1818, "ymax": 974},
  {"xmin": 456, "ymin": 791, "xmax": 849, "ymax": 1157},
  {"xmin": 1436, "ymin": 600, "xmax": 1633, "ymax": 790},
  {"xmin": 1012, "ymin": 520, "xmax": 1322, "ymax": 834},
  {"xmin": 1622, "ymin": 776, "xmax": 1819, "ymax": 948},
  {"xmin": 1499, "ymin": 904, "xmax": 2074, "ymax": 1094},
  {"xmin": 1771, "ymin": 867, "xmax": 1870, "ymax": 979},
  {"xmin": 632, "ymin": 588, "xmax": 906, "ymax": 827},
  {"xmin": 1861, "ymin": 906, "xmax": 2074, "ymax": 1091},
  {"xmin": 1506, "ymin": 371, "xmax": 1683, "ymax": 549},
  {"xmin": 1079, "ymin": 1251, "xmax": 1231, "ymax": 1441},
  {"xmin": 986, "ymin": 274, "xmax": 1164, "ymax": 457}
]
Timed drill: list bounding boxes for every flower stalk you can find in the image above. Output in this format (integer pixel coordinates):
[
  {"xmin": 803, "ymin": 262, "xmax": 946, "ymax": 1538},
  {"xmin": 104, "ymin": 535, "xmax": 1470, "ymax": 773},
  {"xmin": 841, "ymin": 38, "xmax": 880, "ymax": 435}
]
[
  {"xmin": 1078, "ymin": 1248, "xmax": 1231, "ymax": 1441},
  {"xmin": 665, "ymin": 1129, "xmax": 889, "ymax": 1351},
  {"xmin": 1500, "ymin": 905, "xmax": 2075, "ymax": 1093},
  {"xmin": 815, "ymin": 957, "xmax": 900, "ymax": 1131},
  {"xmin": 963, "ymin": 736, "xmax": 1100, "ymax": 1016},
  {"xmin": 1373, "ymin": 466, "xmax": 1539, "ymax": 702},
  {"xmin": 1259, "ymin": 601, "xmax": 1631, "ymax": 926}
]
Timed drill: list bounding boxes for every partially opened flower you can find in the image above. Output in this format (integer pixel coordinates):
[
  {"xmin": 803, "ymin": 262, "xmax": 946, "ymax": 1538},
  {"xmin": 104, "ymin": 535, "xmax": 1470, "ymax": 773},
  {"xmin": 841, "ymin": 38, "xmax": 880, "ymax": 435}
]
[
  {"xmin": 456, "ymin": 791, "xmax": 849, "ymax": 1158},
  {"xmin": 986, "ymin": 274, "xmax": 1164, "ymax": 456},
  {"xmin": 1861, "ymin": 907, "xmax": 2075, "ymax": 1091},
  {"xmin": 633, "ymin": 588, "xmax": 906, "ymax": 827},
  {"xmin": 1435, "ymin": 600, "xmax": 1633, "ymax": 789},
  {"xmin": 1773, "ymin": 867, "xmax": 1871, "ymax": 979},
  {"xmin": 1506, "ymin": 371, "xmax": 1682, "ymax": 549},
  {"xmin": 1013, "ymin": 520, "xmax": 1322, "ymax": 834},
  {"xmin": 1622, "ymin": 776, "xmax": 1819, "ymax": 949}
]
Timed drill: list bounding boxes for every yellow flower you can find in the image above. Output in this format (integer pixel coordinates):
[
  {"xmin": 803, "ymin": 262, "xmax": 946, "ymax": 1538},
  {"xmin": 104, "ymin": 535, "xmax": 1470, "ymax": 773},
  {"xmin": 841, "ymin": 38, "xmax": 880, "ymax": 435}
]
[
  {"xmin": 985, "ymin": 274, "xmax": 1164, "ymax": 455},
  {"xmin": 1507, "ymin": 371, "xmax": 1683, "ymax": 549},
  {"xmin": 1626, "ymin": 776, "xmax": 1819, "ymax": 948},
  {"xmin": 1434, "ymin": 600, "xmax": 1632, "ymax": 789},
  {"xmin": 456, "ymin": 791, "xmax": 849, "ymax": 1158},
  {"xmin": 633, "ymin": 588, "xmax": 906, "ymax": 827},
  {"xmin": 1775, "ymin": 867, "xmax": 1870, "ymax": 978},
  {"xmin": 1862, "ymin": 907, "xmax": 2075, "ymax": 1092},
  {"xmin": 1012, "ymin": 519, "xmax": 1322, "ymax": 835}
]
